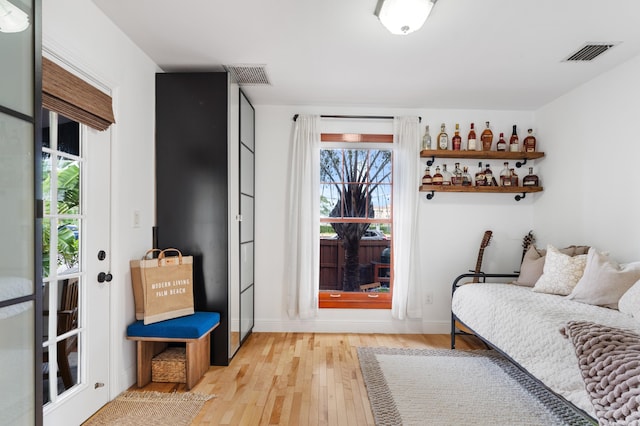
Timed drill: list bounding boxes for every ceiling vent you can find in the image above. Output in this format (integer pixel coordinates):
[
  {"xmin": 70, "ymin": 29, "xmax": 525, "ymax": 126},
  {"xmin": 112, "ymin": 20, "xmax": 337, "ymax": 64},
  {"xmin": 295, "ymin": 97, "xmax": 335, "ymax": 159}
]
[
  {"xmin": 563, "ymin": 43, "xmax": 617, "ymax": 62},
  {"xmin": 224, "ymin": 64, "xmax": 271, "ymax": 85}
]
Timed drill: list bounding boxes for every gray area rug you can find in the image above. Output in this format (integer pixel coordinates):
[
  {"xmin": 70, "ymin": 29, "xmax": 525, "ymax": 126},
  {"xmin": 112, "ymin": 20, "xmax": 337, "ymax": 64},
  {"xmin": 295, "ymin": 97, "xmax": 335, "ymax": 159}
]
[{"xmin": 357, "ymin": 348, "xmax": 595, "ymax": 426}]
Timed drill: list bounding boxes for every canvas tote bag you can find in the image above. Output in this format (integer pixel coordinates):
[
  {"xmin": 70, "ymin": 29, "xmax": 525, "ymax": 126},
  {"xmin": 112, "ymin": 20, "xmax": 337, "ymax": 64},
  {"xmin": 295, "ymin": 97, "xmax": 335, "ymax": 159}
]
[{"xmin": 130, "ymin": 248, "xmax": 194, "ymax": 324}]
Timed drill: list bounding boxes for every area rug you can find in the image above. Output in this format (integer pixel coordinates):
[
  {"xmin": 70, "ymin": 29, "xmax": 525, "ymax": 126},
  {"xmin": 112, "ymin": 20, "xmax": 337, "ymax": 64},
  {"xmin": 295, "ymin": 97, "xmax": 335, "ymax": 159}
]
[
  {"xmin": 357, "ymin": 348, "xmax": 595, "ymax": 426},
  {"xmin": 82, "ymin": 391, "xmax": 214, "ymax": 426}
]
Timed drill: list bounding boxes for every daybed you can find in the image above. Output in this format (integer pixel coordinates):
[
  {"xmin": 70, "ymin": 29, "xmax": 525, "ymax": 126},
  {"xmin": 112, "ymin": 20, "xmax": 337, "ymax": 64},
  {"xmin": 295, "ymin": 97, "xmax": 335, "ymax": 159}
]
[{"xmin": 451, "ymin": 244, "xmax": 640, "ymax": 424}]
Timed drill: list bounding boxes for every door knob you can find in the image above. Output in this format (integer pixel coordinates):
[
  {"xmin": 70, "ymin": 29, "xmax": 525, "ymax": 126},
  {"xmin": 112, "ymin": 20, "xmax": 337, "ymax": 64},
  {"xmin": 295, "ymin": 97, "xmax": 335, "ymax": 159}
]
[{"xmin": 98, "ymin": 272, "xmax": 113, "ymax": 283}]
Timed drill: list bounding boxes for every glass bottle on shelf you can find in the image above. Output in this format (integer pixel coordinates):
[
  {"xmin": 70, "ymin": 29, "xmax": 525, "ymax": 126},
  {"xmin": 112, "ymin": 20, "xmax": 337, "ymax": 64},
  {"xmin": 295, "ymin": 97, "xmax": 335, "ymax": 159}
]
[
  {"xmin": 452, "ymin": 124, "xmax": 462, "ymax": 150},
  {"xmin": 422, "ymin": 125, "xmax": 432, "ymax": 151},
  {"xmin": 523, "ymin": 128, "xmax": 536, "ymax": 152},
  {"xmin": 467, "ymin": 123, "xmax": 477, "ymax": 151},
  {"xmin": 496, "ymin": 133, "xmax": 507, "ymax": 151},
  {"xmin": 510, "ymin": 168, "xmax": 519, "ymax": 186},
  {"xmin": 437, "ymin": 123, "xmax": 449, "ymax": 150},
  {"xmin": 481, "ymin": 121, "xmax": 493, "ymax": 151},
  {"xmin": 509, "ymin": 125, "xmax": 519, "ymax": 152},
  {"xmin": 452, "ymin": 162, "xmax": 463, "ymax": 185},
  {"xmin": 421, "ymin": 166, "xmax": 432, "ymax": 185},
  {"xmin": 442, "ymin": 164, "xmax": 452, "ymax": 185},
  {"xmin": 484, "ymin": 163, "xmax": 495, "ymax": 186},
  {"xmin": 475, "ymin": 162, "xmax": 486, "ymax": 186},
  {"xmin": 462, "ymin": 166, "xmax": 472, "ymax": 186},
  {"xmin": 499, "ymin": 162, "xmax": 511, "ymax": 186},
  {"xmin": 432, "ymin": 166, "xmax": 443, "ymax": 185},
  {"xmin": 523, "ymin": 167, "xmax": 539, "ymax": 186}
]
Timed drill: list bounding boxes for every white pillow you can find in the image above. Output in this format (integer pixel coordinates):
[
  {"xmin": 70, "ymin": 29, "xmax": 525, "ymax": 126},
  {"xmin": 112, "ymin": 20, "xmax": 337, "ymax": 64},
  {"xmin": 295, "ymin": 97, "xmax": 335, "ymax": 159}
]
[
  {"xmin": 568, "ymin": 248, "xmax": 640, "ymax": 308},
  {"xmin": 619, "ymin": 279, "xmax": 640, "ymax": 319},
  {"xmin": 532, "ymin": 245, "xmax": 588, "ymax": 296}
]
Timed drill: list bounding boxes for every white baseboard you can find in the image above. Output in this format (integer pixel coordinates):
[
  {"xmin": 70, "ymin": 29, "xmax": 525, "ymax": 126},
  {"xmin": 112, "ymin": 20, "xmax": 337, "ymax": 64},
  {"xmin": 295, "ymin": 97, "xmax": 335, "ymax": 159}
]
[{"xmin": 253, "ymin": 319, "xmax": 451, "ymax": 334}]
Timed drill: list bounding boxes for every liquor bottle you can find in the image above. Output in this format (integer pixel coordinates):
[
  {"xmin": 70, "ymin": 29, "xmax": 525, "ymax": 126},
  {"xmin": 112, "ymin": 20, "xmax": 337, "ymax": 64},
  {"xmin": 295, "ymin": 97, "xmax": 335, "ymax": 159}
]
[
  {"xmin": 510, "ymin": 168, "xmax": 519, "ymax": 186},
  {"xmin": 523, "ymin": 167, "xmax": 539, "ymax": 186},
  {"xmin": 421, "ymin": 125, "xmax": 432, "ymax": 151},
  {"xmin": 484, "ymin": 163, "xmax": 495, "ymax": 186},
  {"xmin": 474, "ymin": 162, "xmax": 486, "ymax": 186},
  {"xmin": 523, "ymin": 128, "xmax": 536, "ymax": 152},
  {"xmin": 462, "ymin": 166, "xmax": 472, "ymax": 186},
  {"xmin": 432, "ymin": 166, "xmax": 443, "ymax": 185},
  {"xmin": 467, "ymin": 123, "xmax": 477, "ymax": 151},
  {"xmin": 509, "ymin": 125, "xmax": 519, "ymax": 152},
  {"xmin": 437, "ymin": 123, "xmax": 449, "ymax": 150},
  {"xmin": 452, "ymin": 124, "xmax": 462, "ymax": 150},
  {"xmin": 496, "ymin": 133, "xmax": 507, "ymax": 151},
  {"xmin": 421, "ymin": 166, "xmax": 432, "ymax": 185},
  {"xmin": 481, "ymin": 121, "xmax": 493, "ymax": 151},
  {"xmin": 499, "ymin": 162, "xmax": 511, "ymax": 186},
  {"xmin": 452, "ymin": 162, "xmax": 463, "ymax": 185},
  {"xmin": 441, "ymin": 164, "xmax": 452, "ymax": 185}
]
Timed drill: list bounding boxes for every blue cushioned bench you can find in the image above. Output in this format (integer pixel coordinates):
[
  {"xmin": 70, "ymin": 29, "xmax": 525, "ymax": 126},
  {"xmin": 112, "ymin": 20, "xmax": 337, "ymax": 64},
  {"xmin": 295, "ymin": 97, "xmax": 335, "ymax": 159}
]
[{"xmin": 127, "ymin": 311, "xmax": 220, "ymax": 390}]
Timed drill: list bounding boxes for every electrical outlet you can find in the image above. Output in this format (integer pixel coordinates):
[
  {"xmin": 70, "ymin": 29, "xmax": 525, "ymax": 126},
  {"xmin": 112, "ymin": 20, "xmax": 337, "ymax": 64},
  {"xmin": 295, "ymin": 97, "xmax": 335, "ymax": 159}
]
[
  {"xmin": 133, "ymin": 210, "xmax": 141, "ymax": 228},
  {"xmin": 425, "ymin": 293, "xmax": 433, "ymax": 304}
]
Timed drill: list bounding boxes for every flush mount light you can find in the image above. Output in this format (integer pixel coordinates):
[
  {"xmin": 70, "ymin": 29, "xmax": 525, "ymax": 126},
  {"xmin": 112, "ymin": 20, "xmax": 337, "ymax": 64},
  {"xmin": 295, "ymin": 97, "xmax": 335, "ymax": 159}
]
[
  {"xmin": 0, "ymin": 0, "xmax": 29, "ymax": 33},
  {"xmin": 374, "ymin": 0, "xmax": 437, "ymax": 35}
]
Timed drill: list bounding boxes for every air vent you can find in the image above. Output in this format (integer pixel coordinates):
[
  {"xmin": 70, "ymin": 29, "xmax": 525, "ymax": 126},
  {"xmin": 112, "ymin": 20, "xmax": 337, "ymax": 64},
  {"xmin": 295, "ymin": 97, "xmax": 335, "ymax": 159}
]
[
  {"xmin": 563, "ymin": 43, "xmax": 617, "ymax": 62},
  {"xmin": 224, "ymin": 64, "xmax": 271, "ymax": 85}
]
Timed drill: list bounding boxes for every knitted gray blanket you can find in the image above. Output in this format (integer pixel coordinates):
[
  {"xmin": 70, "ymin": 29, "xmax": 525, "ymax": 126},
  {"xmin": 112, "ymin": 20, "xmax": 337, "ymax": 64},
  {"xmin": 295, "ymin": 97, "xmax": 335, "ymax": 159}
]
[{"xmin": 561, "ymin": 320, "xmax": 640, "ymax": 426}]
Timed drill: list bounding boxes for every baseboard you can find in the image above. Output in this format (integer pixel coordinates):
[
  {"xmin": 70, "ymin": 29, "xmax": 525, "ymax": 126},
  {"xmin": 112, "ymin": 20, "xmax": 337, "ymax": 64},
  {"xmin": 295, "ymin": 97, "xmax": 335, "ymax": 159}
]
[{"xmin": 253, "ymin": 319, "xmax": 450, "ymax": 334}]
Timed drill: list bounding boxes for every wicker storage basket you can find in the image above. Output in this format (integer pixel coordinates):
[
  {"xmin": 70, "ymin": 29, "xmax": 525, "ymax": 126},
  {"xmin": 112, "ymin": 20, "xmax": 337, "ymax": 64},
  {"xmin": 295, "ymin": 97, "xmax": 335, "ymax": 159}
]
[{"xmin": 152, "ymin": 347, "xmax": 186, "ymax": 383}]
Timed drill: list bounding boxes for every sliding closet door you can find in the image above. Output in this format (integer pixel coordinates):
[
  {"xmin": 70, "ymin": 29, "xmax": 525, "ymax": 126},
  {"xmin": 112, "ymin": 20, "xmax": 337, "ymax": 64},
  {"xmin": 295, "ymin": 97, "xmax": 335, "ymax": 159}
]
[{"xmin": 0, "ymin": 0, "xmax": 41, "ymax": 424}]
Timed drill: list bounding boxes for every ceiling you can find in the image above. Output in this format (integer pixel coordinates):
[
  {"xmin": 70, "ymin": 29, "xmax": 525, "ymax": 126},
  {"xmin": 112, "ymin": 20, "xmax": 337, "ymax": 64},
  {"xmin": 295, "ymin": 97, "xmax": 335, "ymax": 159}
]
[{"xmin": 92, "ymin": 0, "xmax": 640, "ymax": 110}]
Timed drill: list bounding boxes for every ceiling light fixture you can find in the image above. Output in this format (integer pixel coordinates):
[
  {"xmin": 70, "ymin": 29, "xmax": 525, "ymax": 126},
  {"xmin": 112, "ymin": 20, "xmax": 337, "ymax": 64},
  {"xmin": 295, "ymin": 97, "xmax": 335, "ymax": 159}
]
[
  {"xmin": 374, "ymin": 0, "xmax": 436, "ymax": 36},
  {"xmin": 0, "ymin": 0, "xmax": 29, "ymax": 33}
]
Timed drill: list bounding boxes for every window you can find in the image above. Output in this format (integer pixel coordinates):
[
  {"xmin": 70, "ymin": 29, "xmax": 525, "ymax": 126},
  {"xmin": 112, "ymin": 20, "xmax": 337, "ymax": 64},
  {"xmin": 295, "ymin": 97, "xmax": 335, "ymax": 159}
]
[{"xmin": 319, "ymin": 133, "xmax": 393, "ymax": 309}]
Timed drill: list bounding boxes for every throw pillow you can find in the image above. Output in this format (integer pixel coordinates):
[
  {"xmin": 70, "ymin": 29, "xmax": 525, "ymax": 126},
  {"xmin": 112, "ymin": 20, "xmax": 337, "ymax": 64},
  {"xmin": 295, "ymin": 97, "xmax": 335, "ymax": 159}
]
[
  {"xmin": 619, "ymin": 279, "xmax": 640, "ymax": 319},
  {"xmin": 532, "ymin": 245, "xmax": 588, "ymax": 295},
  {"xmin": 568, "ymin": 248, "xmax": 640, "ymax": 308},
  {"xmin": 514, "ymin": 245, "xmax": 586, "ymax": 287}
]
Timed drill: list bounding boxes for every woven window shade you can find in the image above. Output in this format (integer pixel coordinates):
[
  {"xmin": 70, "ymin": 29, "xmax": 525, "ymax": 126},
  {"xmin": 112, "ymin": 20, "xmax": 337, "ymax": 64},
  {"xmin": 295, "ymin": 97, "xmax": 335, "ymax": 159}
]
[{"xmin": 42, "ymin": 58, "xmax": 115, "ymax": 131}]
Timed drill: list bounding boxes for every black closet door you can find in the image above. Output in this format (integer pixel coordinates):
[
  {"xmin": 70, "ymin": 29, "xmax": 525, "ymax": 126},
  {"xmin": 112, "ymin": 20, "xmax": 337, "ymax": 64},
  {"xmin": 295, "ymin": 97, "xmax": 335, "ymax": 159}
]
[{"xmin": 155, "ymin": 72, "xmax": 229, "ymax": 365}]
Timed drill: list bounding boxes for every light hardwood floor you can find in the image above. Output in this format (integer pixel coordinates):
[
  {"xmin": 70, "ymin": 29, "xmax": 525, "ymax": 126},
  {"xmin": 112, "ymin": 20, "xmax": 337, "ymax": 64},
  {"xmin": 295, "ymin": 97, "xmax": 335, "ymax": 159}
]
[{"xmin": 136, "ymin": 332, "xmax": 484, "ymax": 425}]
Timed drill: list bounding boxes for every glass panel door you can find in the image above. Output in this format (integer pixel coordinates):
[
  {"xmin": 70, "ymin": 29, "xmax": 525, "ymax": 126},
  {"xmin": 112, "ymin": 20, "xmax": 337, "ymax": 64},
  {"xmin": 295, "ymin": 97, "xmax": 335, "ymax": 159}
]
[{"xmin": 239, "ymin": 91, "xmax": 254, "ymax": 342}]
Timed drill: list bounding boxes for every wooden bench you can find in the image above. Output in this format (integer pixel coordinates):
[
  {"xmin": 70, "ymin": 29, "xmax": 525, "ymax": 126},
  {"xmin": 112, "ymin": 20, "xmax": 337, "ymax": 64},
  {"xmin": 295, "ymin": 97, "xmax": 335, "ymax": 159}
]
[{"xmin": 126, "ymin": 311, "xmax": 220, "ymax": 390}]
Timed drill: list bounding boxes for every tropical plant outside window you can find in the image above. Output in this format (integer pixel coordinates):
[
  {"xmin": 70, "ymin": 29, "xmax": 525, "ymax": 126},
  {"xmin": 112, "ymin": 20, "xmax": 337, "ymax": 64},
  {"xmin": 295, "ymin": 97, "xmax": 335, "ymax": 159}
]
[{"xmin": 319, "ymin": 133, "xmax": 393, "ymax": 308}]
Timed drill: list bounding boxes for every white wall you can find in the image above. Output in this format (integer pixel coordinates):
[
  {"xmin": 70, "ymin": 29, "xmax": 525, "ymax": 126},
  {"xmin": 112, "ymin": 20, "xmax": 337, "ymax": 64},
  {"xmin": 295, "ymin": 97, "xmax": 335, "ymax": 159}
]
[
  {"xmin": 43, "ymin": 0, "xmax": 159, "ymax": 396},
  {"xmin": 534, "ymin": 54, "xmax": 640, "ymax": 263},
  {"xmin": 254, "ymin": 106, "xmax": 536, "ymax": 334}
]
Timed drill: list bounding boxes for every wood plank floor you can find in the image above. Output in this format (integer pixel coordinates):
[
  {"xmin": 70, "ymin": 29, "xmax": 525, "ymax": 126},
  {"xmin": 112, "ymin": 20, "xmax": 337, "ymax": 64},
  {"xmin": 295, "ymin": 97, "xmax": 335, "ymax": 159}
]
[{"xmin": 136, "ymin": 332, "xmax": 484, "ymax": 425}]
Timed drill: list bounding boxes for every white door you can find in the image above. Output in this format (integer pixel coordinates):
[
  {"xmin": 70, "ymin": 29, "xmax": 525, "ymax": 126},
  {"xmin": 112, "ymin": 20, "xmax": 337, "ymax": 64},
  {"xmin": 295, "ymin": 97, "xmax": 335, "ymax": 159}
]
[{"xmin": 41, "ymin": 110, "xmax": 111, "ymax": 425}]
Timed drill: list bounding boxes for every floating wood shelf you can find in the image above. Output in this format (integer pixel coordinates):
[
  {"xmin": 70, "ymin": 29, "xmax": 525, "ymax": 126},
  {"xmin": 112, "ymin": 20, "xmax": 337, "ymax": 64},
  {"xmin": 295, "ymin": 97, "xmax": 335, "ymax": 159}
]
[
  {"xmin": 420, "ymin": 150, "xmax": 545, "ymax": 168},
  {"xmin": 419, "ymin": 185, "xmax": 543, "ymax": 201}
]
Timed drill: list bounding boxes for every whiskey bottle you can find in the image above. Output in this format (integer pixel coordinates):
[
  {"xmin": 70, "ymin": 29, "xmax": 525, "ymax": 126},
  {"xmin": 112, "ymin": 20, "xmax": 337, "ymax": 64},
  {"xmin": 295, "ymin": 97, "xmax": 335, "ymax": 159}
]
[
  {"xmin": 509, "ymin": 125, "xmax": 519, "ymax": 152},
  {"xmin": 467, "ymin": 123, "xmax": 477, "ymax": 151},
  {"xmin": 422, "ymin": 125, "xmax": 432, "ymax": 151},
  {"xmin": 499, "ymin": 162, "xmax": 511, "ymax": 186},
  {"xmin": 437, "ymin": 123, "xmax": 449, "ymax": 150},
  {"xmin": 462, "ymin": 166, "xmax": 472, "ymax": 186},
  {"xmin": 474, "ymin": 162, "xmax": 486, "ymax": 186},
  {"xmin": 523, "ymin": 128, "xmax": 536, "ymax": 152},
  {"xmin": 421, "ymin": 166, "xmax": 432, "ymax": 185},
  {"xmin": 523, "ymin": 167, "xmax": 539, "ymax": 186},
  {"xmin": 484, "ymin": 163, "xmax": 495, "ymax": 186},
  {"xmin": 510, "ymin": 168, "xmax": 519, "ymax": 186},
  {"xmin": 481, "ymin": 121, "xmax": 493, "ymax": 151},
  {"xmin": 452, "ymin": 162, "xmax": 463, "ymax": 185},
  {"xmin": 442, "ymin": 164, "xmax": 452, "ymax": 186},
  {"xmin": 432, "ymin": 166, "xmax": 443, "ymax": 185},
  {"xmin": 496, "ymin": 133, "xmax": 507, "ymax": 151},
  {"xmin": 452, "ymin": 124, "xmax": 462, "ymax": 150}
]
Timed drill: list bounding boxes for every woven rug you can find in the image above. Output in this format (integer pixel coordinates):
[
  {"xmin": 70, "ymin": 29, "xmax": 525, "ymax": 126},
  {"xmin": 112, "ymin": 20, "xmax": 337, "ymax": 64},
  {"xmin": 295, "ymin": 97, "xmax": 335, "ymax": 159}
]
[
  {"xmin": 82, "ymin": 391, "xmax": 214, "ymax": 426},
  {"xmin": 357, "ymin": 348, "xmax": 596, "ymax": 426}
]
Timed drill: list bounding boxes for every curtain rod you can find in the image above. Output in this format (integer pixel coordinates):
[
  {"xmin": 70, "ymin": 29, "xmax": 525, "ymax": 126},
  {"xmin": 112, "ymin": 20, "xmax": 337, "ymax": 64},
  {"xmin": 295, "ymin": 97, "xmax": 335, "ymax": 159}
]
[{"xmin": 292, "ymin": 114, "xmax": 421, "ymax": 123}]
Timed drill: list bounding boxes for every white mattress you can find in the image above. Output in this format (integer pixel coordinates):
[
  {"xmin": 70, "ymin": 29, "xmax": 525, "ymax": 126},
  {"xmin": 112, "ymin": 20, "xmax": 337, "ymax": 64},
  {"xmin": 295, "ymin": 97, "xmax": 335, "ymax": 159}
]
[{"xmin": 451, "ymin": 283, "xmax": 640, "ymax": 417}]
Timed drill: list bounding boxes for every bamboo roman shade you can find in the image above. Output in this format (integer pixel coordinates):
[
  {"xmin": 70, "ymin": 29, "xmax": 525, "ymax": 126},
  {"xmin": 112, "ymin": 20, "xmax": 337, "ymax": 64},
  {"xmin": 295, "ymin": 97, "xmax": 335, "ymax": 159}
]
[{"xmin": 42, "ymin": 58, "xmax": 115, "ymax": 131}]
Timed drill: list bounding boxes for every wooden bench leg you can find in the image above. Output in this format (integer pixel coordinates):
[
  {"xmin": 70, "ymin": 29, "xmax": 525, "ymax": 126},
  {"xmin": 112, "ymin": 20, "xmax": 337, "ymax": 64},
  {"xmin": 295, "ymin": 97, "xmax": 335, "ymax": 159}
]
[
  {"xmin": 185, "ymin": 333, "xmax": 211, "ymax": 390},
  {"xmin": 136, "ymin": 341, "xmax": 167, "ymax": 387}
]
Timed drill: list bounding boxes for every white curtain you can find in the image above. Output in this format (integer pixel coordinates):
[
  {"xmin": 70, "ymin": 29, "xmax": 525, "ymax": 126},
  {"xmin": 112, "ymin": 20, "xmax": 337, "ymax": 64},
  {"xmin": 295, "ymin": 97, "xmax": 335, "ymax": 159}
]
[
  {"xmin": 286, "ymin": 115, "xmax": 321, "ymax": 319},
  {"xmin": 391, "ymin": 116, "xmax": 423, "ymax": 319}
]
